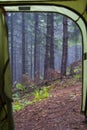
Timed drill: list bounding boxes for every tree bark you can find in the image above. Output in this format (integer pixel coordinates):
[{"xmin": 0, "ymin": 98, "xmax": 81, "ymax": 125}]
[
  {"xmin": 22, "ymin": 13, "xmax": 26, "ymax": 74},
  {"xmin": 61, "ymin": 16, "xmax": 68, "ymax": 77},
  {"xmin": 44, "ymin": 13, "xmax": 54, "ymax": 80},
  {"xmin": 34, "ymin": 14, "xmax": 40, "ymax": 83}
]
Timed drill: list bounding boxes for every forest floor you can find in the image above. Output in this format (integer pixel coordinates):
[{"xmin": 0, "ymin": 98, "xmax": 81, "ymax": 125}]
[{"xmin": 13, "ymin": 80, "xmax": 87, "ymax": 130}]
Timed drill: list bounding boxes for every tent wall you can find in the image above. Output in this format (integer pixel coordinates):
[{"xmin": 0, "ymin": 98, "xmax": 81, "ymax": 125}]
[
  {"xmin": 0, "ymin": 0, "xmax": 87, "ymax": 21},
  {"xmin": 0, "ymin": 8, "xmax": 14, "ymax": 130}
]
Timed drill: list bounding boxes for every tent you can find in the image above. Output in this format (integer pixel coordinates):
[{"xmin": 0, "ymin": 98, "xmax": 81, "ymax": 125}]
[
  {"xmin": 0, "ymin": 0, "xmax": 87, "ymax": 129},
  {"xmin": 0, "ymin": 8, "xmax": 14, "ymax": 130}
]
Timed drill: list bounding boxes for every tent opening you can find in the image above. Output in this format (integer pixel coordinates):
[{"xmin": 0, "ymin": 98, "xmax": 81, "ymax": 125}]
[{"xmin": 6, "ymin": 11, "xmax": 83, "ymax": 129}]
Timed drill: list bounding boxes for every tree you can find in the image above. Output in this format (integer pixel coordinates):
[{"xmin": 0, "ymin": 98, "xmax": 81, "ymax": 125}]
[
  {"xmin": 10, "ymin": 13, "xmax": 14, "ymax": 81},
  {"xmin": 50, "ymin": 13, "xmax": 54, "ymax": 69},
  {"xmin": 44, "ymin": 13, "xmax": 54, "ymax": 79},
  {"xmin": 22, "ymin": 12, "xmax": 26, "ymax": 74},
  {"xmin": 10, "ymin": 13, "xmax": 17, "ymax": 82},
  {"xmin": 34, "ymin": 14, "xmax": 40, "ymax": 83},
  {"xmin": 61, "ymin": 16, "xmax": 68, "ymax": 77},
  {"xmin": 7, "ymin": 13, "xmax": 14, "ymax": 81}
]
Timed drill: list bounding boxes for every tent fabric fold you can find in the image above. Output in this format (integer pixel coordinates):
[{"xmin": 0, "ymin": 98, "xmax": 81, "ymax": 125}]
[{"xmin": 0, "ymin": 8, "xmax": 14, "ymax": 130}]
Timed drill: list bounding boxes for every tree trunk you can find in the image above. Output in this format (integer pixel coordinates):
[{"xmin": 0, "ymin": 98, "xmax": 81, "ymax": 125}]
[
  {"xmin": 44, "ymin": 13, "xmax": 54, "ymax": 80},
  {"xmin": 34, "ymin": 14, "xmax": 40, "ymax": 83},
  {"xmin": 50, "ymin": 13, "xmax": 54, "ymax": 69},
  {"xmin": 10, "ymin": 13, "xmax": 14, "ymax": 81},
  {"xmin": 30, "ymin": 41, "xmax": 33, "ymax": 78},
  {"xmin": 61, "ymin": 16, "xmax": 68, "ymax": 78},
  {"xmin": 22, "ymin": 13, "xmax": 26, "ymax": 74}
]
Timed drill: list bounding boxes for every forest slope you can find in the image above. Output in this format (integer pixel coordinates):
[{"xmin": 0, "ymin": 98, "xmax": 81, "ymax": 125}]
[{"xmin": 13, "ymin": 80, "xmax": 87, "ymax": 130}]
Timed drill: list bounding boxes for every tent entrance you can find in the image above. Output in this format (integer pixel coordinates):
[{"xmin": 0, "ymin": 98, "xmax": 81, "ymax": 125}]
[
  {"xmin": 6, "ymin": 9, "xmax": 83, "ymax": 129},
  {"xmin": 5, "ymin": 5, "xmax": 87, "ymax": 114}
]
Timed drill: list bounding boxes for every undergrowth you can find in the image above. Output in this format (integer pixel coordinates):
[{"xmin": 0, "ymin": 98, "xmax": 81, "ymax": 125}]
[
  {"xmin": 13, "ymin": 63, "xmax": 82, "ymax": 112},
  {"xmin": 33, "ymin": 87, "xmax": 50, "ymax": 101},
  {"xmin": 12, "ymin": 86, "xmax": 50, "ymax": 112}
]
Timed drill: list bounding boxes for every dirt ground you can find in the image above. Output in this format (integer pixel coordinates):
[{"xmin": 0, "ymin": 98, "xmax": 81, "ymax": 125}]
[{"xmin": 13, "ymin": 82, "xmax": 87, "ymax": 130}]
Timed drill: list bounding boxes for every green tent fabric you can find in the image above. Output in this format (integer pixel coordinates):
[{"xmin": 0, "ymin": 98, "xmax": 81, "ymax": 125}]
[
  {"xmin": 0, "ymin": 8, "xmax": 14, "ymax": 130},
  {"xmin": 0, "ymin": 0, "xmax": 87, "ymax": 129}
]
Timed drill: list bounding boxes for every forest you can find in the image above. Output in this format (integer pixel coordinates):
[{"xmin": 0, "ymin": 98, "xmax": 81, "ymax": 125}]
[
  {"xmin": 6, "ymin": 12, "xmax": 85, "ymax": 130},
  {"xmin": 6, "ymin": 12, "xmax": 82, "ymax": 84}
]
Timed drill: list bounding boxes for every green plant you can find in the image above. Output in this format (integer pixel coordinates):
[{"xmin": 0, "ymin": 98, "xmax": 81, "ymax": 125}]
[
  {"xmin": 33, "ymin": 87, "xmax": 50, "ymax": 101},
  {"xmin": 13, "ymin": 101, "xmax": 23, "ymax": 112},
  {"xmin": 13, "ymin": 99, "xmax": 32, "ymax": 112},
  {"xmin": 30, "ymin": 84, "xmax": 37, "ymax": 89},
  {"xmin": 74, "ymin": 74, "xmax": 82, "ymax": 80},
  {"xmin": 12, "ymin": 86, "xmax": 50, "ymax": 112},
  {"xmin": 16, "ymin": 83, "xmax": 25, "ymax": 91},
  {"xmin": 66, "ymin": 67, "xmax": 70, "ymax": 75},
  {"xmin": 13, "ymin": 93, "xmax": 20, "ymax": 100},
  {"xmin": 42, "ymin": 87, "xmax": 50, "ymax": 98},
  {"xmin": 33, "ymin": 89, "xmax": 41, "ymax": 101}
]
